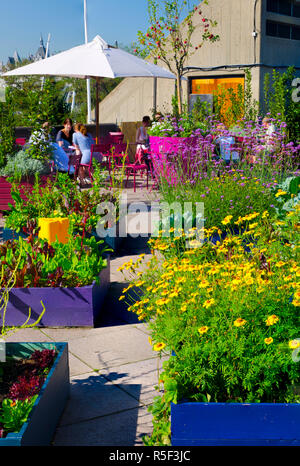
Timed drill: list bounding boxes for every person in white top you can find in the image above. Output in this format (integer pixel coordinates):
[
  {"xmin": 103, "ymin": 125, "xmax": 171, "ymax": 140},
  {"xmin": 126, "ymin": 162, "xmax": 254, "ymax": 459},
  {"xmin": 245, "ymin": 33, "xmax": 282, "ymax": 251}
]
[
  {"xmin": 262, "ymin": 117, "xmax": 276, "ymax": 152},
  {"xmin": 214, "ymin": 124, "xmax": 239, "ymax": 164},
  {"xmin": 136, "ymin": 116, "xmax": 151, "ymax": 166}
]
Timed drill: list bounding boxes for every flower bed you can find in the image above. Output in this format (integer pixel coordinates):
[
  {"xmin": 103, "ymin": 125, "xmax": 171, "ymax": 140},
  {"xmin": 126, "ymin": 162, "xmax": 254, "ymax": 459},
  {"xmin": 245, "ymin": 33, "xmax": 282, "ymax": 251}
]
[
  {"xmin": 0, "ymin": 235, "xmax": 110, "ymax": 327},
  {"xmin": 120, "ymin": 186, "xmax": 300, "ymax": 445},
  {"xmin": 0, "ymin": 342, "xmax": 69, "ymax": 446}
]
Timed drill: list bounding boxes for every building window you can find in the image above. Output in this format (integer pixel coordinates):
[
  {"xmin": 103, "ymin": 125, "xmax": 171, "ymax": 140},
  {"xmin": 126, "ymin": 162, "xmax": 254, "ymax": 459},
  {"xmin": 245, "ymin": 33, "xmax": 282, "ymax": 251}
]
[
  {"xmin": 191, "ymin": 76, "xmax": 245, "ymax": 95},
  {"xmin": 292, "ymin": 24, "xmax": 300, "ymax": 39},
  {"xmin": 266, "ymin": 19, "xmax": 300, "ymax": 39},
  {"xmin": 267, "ymin": 0, "xmax": 300, "ymax": 17}
]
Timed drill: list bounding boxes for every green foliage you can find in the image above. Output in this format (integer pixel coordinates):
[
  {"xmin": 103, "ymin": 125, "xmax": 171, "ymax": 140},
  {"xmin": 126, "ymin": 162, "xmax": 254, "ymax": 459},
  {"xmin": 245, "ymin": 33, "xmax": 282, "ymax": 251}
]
[
  {"xmin": 191, "ymin": 96, "xmax": 212, "ymax": 123},
  {"xmin": 213, "ymin": 69, "xmax": 259, "ymax": 127},
  {"xmin": 5, "ymin": 171, "xmax": 115, "ymax": 236},
  {"xmin": 0, "ymin": 87, "xmax": 16, "ymax": 168},
  {"xmin": 273, "ymin": 175, "xmax": 300, "ymax": 220},
  {"xmin": 0, "ymin": 150, "xmax": 51, "ymax": 178},
  {"xmin": 0, "ymin": 234, "xmax": 107, "ymax": 288},
  {"xmin": 122, "ymin": 201, "xmax": 300, "ymax": 444},
  {"xmin": 135, "ymin": 0, "xmax": 219, "ymax": 113},
  {"xmin": 0, "ymin": 396, "xmax": 38, "ymax": 433},
  {"xmin": 263, "ymin": 67, "xmax": 300, "ymax": 141},
  {"xmin": 159, "ymin": 168, "xmax": 278, "ymax": 230}
]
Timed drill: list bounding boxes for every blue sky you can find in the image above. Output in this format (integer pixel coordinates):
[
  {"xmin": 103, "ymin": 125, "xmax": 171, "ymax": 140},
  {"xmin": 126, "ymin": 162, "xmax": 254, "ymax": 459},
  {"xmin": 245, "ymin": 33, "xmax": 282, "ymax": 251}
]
[{"xmin": 0, "ymin": 0, "xmax": 151, "ymax": 63}]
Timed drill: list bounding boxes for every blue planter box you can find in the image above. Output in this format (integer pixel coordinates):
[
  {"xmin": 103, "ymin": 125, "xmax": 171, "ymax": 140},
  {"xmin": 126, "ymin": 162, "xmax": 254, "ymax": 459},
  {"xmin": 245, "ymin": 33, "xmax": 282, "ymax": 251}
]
[
  {"xmin": 0, "ymin": 342, "xmax": 69, "ymax": 446},
  {"xmin": 171, "ymin": 401, "xmax": 300, "ymax": 446}
]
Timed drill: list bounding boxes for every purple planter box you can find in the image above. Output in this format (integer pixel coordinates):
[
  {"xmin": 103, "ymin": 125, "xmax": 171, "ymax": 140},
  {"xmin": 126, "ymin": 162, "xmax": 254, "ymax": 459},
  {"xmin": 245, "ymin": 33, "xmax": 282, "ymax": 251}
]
[{"xmin": 1, "ymin": 257, "xmax": 110, "ymax": 327}]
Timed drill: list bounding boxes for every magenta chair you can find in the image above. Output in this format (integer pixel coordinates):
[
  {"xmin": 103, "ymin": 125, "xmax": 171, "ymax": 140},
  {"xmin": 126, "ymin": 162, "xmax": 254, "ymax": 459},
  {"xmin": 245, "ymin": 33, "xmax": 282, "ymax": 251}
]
[
  {"xmin": 91, "ymin": 143, "xmax": 111, "ymax": 169},
  {"xmin": 109, "ymin": 132, "xmax": 124, "ymax": 144},
  {"xmin": 15, "ymin": 138, "xmax": 26, "ymax": 147}
]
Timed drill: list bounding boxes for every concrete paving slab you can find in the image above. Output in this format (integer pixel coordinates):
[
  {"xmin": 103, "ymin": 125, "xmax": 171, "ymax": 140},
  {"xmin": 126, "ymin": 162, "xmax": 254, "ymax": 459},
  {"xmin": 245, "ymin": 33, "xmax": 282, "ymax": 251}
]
[
  {"xmin": 53, "ymin": 405, "xmax": 153, "ymax": 446},
  {"xmin": 65, "ymin": 325, "xmax": 155, "ymax": 370},
  {"xmin": 100, "ymin": 356, "xmax": 169, "ymax": 403},
  {"xmin": 58, "ymin": 371, "xmax": 140, "ymax": 427},
  {"xmin": 68, "ymin": 353, "xmax": 96, "ymax": 377},
  {"xmin": 3, "ymin": 327, "xmax": 53, "ymax": 342}
]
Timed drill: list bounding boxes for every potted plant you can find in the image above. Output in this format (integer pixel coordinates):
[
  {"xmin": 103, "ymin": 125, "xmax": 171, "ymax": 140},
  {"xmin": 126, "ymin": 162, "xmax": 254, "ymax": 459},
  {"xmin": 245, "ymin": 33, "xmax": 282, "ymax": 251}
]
[
  {"xmin": 0, "ymin": 149, "xmax": 53, "ymax": 212},
  {"xmin": 0, "ymin": 234, "xmax": 110, "ymax": 327},
  {"xmin": 0, "ymin": 260, "xmax": 69, "ymax": 446},
  {"xmin": 122, "ymin": 205, "xmax": 300, "ymax": 446}
]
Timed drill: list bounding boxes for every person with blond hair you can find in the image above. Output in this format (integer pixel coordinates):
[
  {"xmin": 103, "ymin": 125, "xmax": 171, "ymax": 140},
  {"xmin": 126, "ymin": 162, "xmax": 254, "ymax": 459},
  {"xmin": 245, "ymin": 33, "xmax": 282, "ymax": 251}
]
[{"xmin": 72, "ymin": 123, "xmax": 94, "ymax": 186}]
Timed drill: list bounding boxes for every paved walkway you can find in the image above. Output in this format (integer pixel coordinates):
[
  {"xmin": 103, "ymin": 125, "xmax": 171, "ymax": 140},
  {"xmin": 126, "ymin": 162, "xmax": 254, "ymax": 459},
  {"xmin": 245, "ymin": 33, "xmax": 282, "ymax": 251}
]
[{"xmin": 4, "ymin": 178, "xmax": 165, "ymax": 446}]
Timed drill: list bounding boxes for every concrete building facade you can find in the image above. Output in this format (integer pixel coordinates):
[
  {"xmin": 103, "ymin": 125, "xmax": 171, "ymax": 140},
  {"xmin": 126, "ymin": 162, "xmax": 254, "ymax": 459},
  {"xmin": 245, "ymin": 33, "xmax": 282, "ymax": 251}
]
[{"xmin": 98, "ymin": 0, "xmax": 300, "ymax": 123}]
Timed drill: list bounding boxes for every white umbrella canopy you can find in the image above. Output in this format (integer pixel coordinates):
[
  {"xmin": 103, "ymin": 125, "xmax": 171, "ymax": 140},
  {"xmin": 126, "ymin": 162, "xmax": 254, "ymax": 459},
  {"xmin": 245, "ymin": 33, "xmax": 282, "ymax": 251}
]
[{"xmin": 3, "ymin": 35, "xmax": 176, "ymax": 140}]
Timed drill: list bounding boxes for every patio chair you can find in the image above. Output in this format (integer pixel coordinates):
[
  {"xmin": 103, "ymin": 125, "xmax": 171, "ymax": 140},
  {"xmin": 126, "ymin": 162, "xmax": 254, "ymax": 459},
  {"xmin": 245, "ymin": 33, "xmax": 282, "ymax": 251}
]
[
  {"xmin": 91, "ymin": 143, "xmax": 111, "ymax": 169},
  {"xmin": 108, "ymin": 142, "xmax": 129, "ymax": 171},
  {"xmin": 109, "ymin": 132, "xmax": 124, "ymax": 144},
  {"xmin": 15, "ymin": 138, "xmax": 26, "ymax": 147}
]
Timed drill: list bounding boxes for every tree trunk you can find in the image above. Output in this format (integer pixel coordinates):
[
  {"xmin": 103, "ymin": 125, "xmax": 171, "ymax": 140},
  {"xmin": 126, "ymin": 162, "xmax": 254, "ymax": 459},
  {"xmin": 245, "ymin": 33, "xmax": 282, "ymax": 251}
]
[{"xmin": 177, "ymin": 73, "xmax": 182, "ymax": 115}]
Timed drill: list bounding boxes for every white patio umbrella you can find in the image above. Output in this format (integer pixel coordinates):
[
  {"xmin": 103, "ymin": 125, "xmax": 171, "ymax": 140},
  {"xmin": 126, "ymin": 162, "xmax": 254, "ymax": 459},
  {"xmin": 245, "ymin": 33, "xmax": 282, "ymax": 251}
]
[{"xmin": 3, "ymin": 35, "xmax": 176, "ymax": 141}]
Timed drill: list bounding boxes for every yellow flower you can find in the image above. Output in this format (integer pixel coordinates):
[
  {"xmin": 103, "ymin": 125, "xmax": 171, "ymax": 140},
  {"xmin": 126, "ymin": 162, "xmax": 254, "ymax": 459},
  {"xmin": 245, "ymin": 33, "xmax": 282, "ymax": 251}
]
[
  {"xmin": 262, "ymin": 211, "xmax": 269, "ymax": 219},
  {"xmin": 275, "ymin": 261, "xmax": 286, "ymax": 268},
  {"xmin": 266, "ymin": 315, "xmax": 279, "ymax": 326},
  {"xmin": 264, "ymin": 337, "xmax": 273, "ymax": 345},
  {"xmin": 275, "ymin": 190, "xmax": 287, "ymax": 197},
  {"xmin": 198, "ymin": 280, "xmax": 210, "ymax": 288},
  {"xmin": 198, "ymin": 326, "xmax": 209, "ymax": 334},
  {"xmin": 181, "ymin": 304, "xmax": 187, "ymax": 312},
  {"xmin": 289, "ymin": 339, "xmax": 300, "ymax": 349},
  {"xmin": 156, "ymin": 298, "xmax": 170, "ymax": 306},
  {"xmin": 119, "ymin": 295, "xmax": 125, "ymax": 301},
  {"xmin": 153, "ymin": 342, "xmax": 166, "ymax": 351},
  {"xmin": 249, "ymin": 222, "xmax": 258, "ymax": 230},
  {"xmin": 148, "ymin": 336, "xmax": 152, "ymax": 346},
  {"xmin": 234, "ymin": 318, "xmax": 247, "ymax": 327},
  {"xmin": 203, "ymin": 298, "xmax": 215, "ymax": 309},
  {"xmin": 222, "ymin": 215, "xmax": 233, "ymax": 225}
]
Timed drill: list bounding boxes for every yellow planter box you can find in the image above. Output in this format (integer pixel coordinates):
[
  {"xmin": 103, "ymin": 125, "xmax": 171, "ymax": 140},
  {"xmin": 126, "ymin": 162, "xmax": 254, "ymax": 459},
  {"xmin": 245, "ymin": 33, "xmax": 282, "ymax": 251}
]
[{"xmin": 38, "ymin": 218, "xmax": 70, "ymax": 244}]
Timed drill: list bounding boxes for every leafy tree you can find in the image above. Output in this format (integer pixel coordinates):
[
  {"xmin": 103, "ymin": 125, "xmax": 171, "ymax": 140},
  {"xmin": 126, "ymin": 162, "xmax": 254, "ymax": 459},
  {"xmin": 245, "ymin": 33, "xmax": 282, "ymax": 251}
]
[
  {"xmin": 134, "ymin": 0, "xmax": 219, "ymax": 114},
  {"xmin": 0, "ymin": 87, "xmax": 16, "ymax": 167},
  {"xmin": 263, "ymin": 66, "xmax": 300, "ymax": 141}
]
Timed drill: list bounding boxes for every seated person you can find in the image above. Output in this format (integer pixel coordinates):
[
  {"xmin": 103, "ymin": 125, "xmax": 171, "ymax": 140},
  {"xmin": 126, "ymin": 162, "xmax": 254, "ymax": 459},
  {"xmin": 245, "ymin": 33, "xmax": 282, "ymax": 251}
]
[
  {"xmin": 214, "ymin": 124, "xmax": 239, "ymax": 164},
  {"xmin": 72, "ymin": 123, "xmax": 94, "ymax": 185},
  {"xmin": 29, "ymin": 121, "xmax": 74, "ymax": 174},
  {"xmin": 56, "ymin": 118, "xmax": 74, "ymax": 151},
  {"xmin": 136, "ymin": 115, "xmax": 151, "ymax": 168}
]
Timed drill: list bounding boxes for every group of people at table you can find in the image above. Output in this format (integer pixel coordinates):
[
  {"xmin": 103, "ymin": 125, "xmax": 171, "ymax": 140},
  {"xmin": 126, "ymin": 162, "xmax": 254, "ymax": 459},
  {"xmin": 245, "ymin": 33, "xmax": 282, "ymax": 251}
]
[
  {"xmin": 27, "ymin": 113, "xmax": 276, "ymax": 187},
  {"xmin": 29, "ymin": 119, "xmax": 94, "ymax": 187}
]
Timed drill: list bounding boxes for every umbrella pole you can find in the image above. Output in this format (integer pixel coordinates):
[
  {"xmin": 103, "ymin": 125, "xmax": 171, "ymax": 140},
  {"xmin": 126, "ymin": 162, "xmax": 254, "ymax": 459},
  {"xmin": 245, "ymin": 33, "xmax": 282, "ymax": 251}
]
[{"xmin": 95, "ymin": 77, "xmax": 100, "ymax": 144}]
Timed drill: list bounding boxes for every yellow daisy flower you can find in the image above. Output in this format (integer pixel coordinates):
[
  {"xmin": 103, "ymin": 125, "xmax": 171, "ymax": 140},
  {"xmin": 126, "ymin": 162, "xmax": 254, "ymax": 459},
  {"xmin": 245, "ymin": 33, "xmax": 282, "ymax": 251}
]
[
  {"xmin": 198, "ymin": 326, "xmax": 209, "ymax": 334},
  {"xmin": 266, "ymin": 315, "xmax": 279, "ymax": 326},
  {"xmin": 264, "ymin": 337, "xmax": 273, "ymax": 345},
  {"xmin": 234, "ymin": 318, "xmax": 247, "ymax": 327},
  {"xmin": 153, "ymin": 342, "xmax": 166, "ymax": 351}
]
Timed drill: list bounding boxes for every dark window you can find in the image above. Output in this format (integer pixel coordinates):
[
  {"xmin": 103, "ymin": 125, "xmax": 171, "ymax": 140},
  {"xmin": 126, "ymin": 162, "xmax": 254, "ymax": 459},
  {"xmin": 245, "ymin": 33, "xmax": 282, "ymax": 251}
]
[
  {"xmin": 278, "ymin": 22, "xmax": 291, "ymax": 37},
  {"xmin": 267, "ymin": 0, "xmax": 278, "ymax": 12},
  {"xmin": 266, "ymin": 20, "xmax": 293, "ymax": 38},
  {"xmin": 278, "ymin": 0, "xmax": 292, "ymax": 16},
  {"xmin": 293, "ymin": 3, "xmax": 300, "ymax": 18},
  {"xmin": 291, "ymin": 24, "xmax": 300, "ymax": 39},
  {"xmin": 267, "ymin": 0, "xmax": 300, "ymax": 16},
  {"xmin": 266, "ymin": 20, "xmax": 278, "ymax": 36}
]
